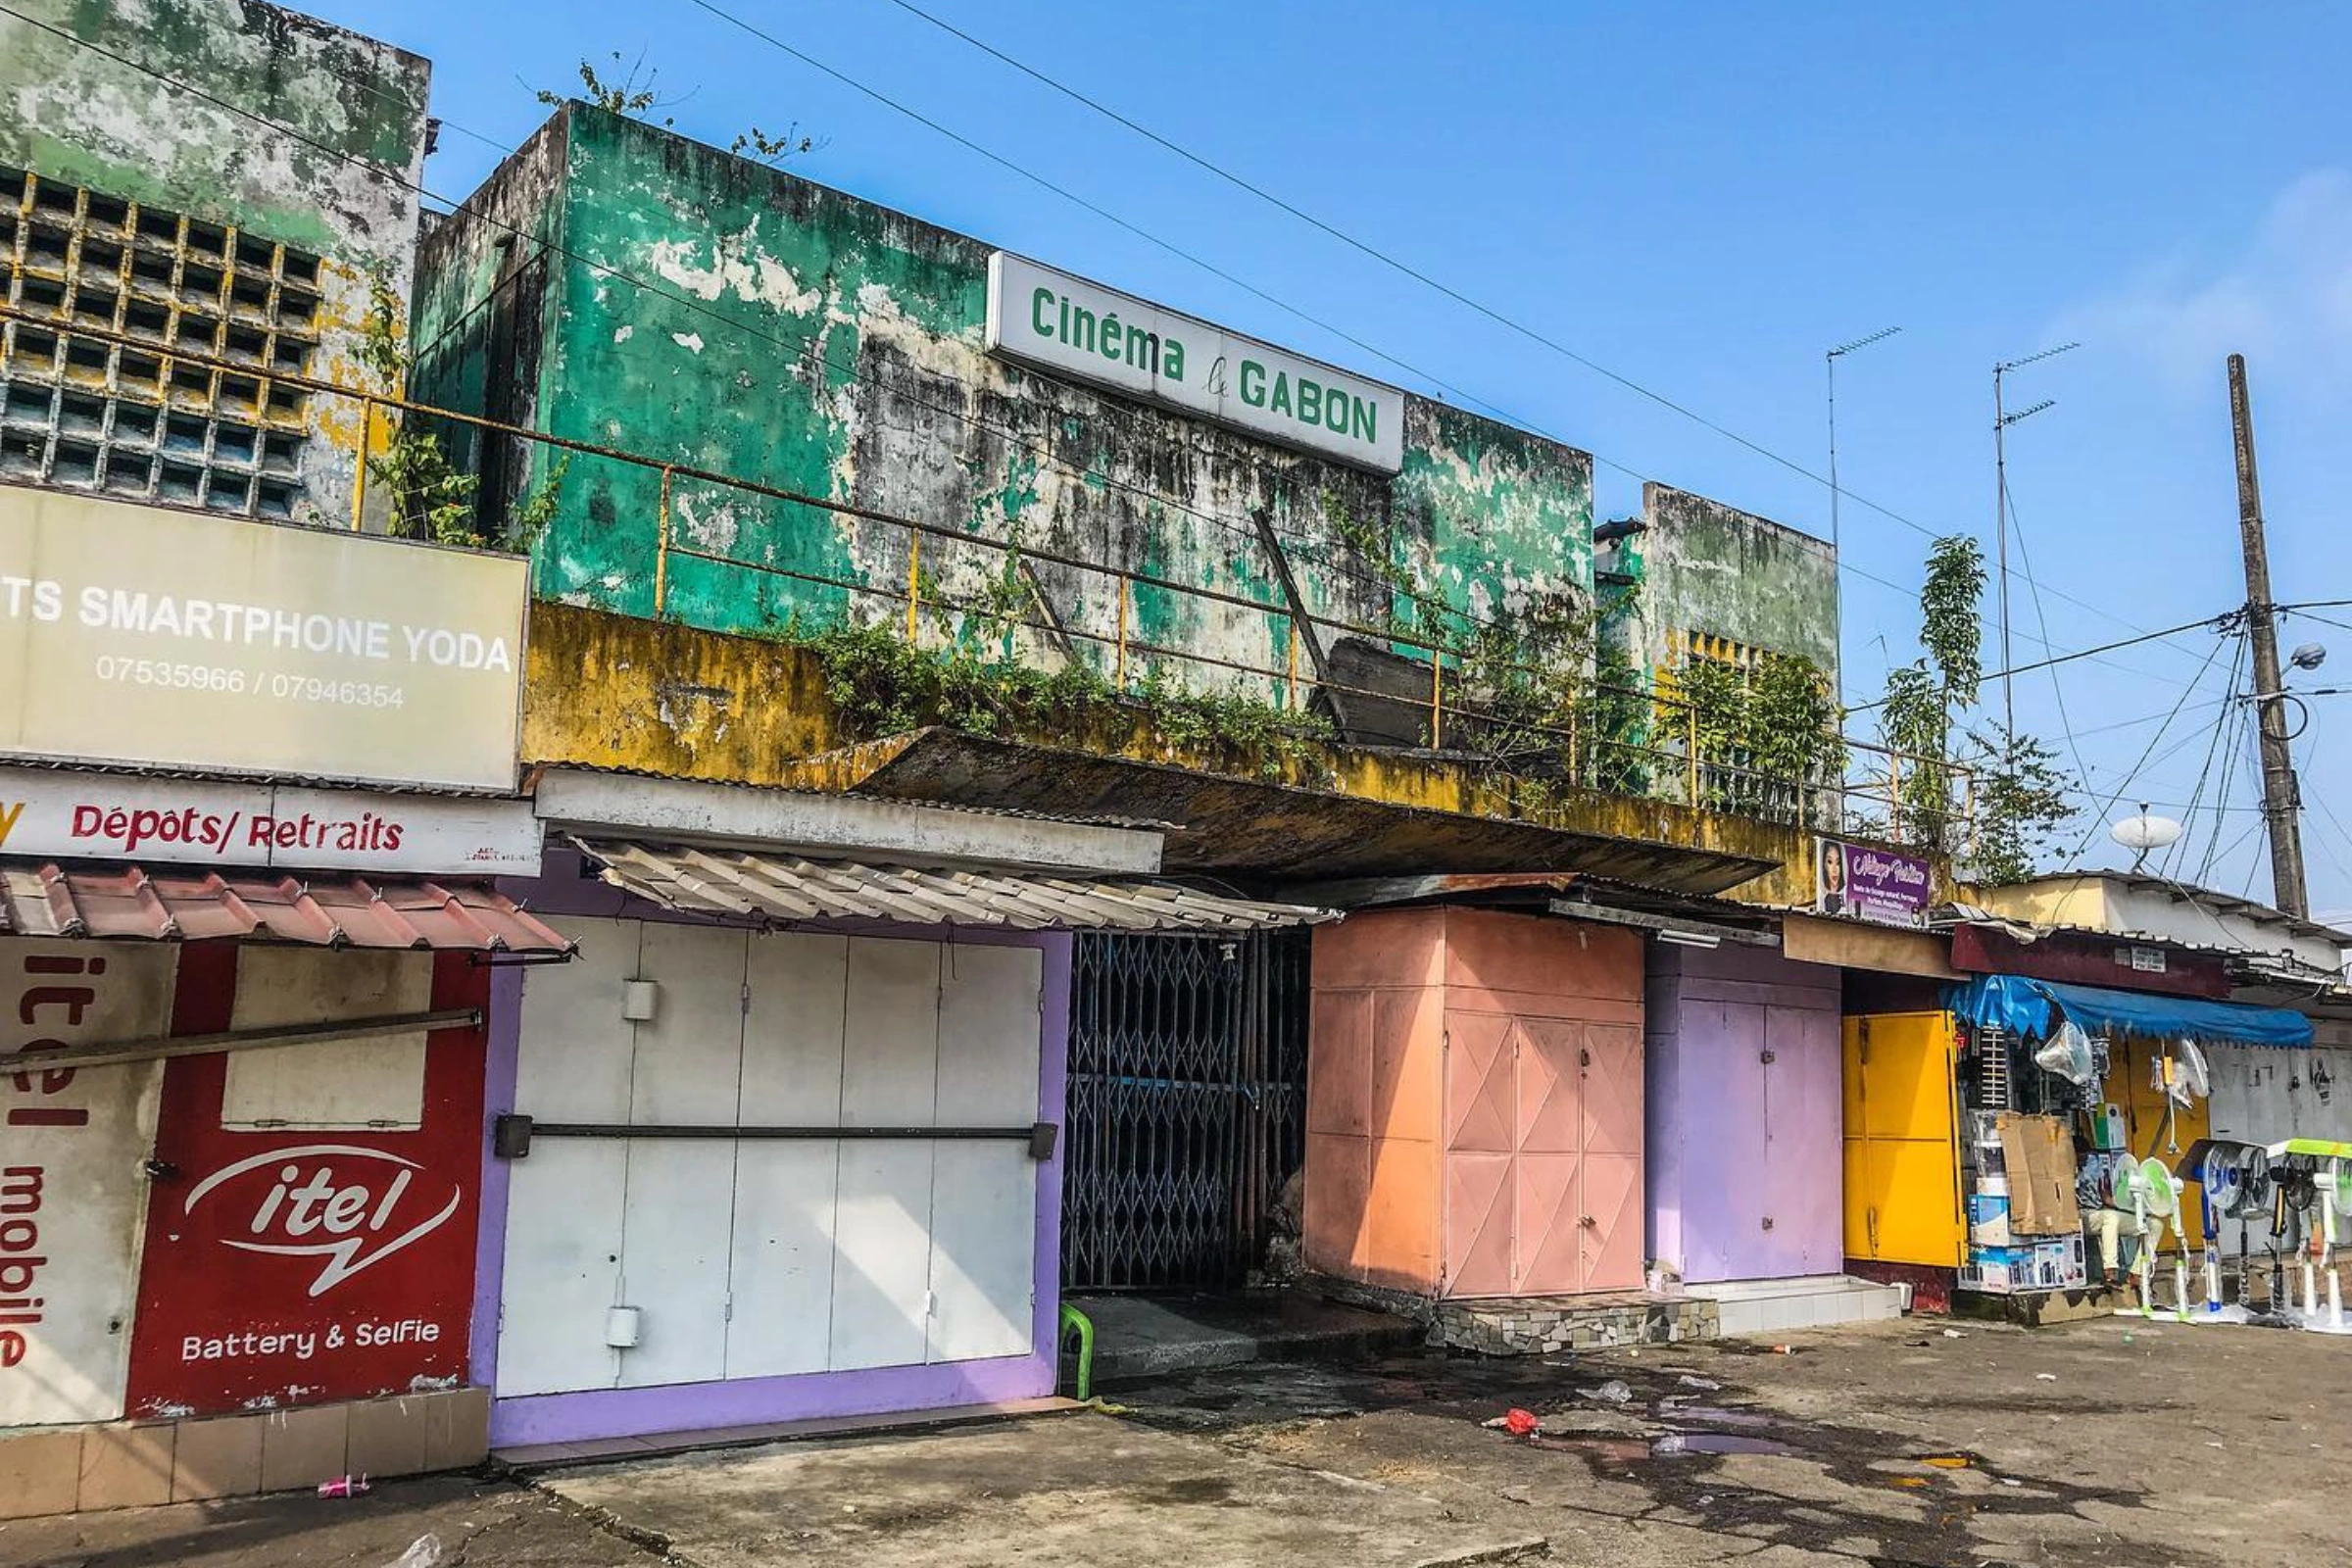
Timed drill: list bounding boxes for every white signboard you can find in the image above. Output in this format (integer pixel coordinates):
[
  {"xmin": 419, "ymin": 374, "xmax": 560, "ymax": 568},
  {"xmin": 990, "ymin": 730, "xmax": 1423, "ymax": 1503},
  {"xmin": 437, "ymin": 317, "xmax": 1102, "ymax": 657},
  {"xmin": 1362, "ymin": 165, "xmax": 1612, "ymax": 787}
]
[
  {"xmin": 0, "ymin": 938, "xmax": 174, "ymax": 1425},
  {"xmin": 0, "ymin": 768, "xmax": 544, "ymax": 876},
  {"xmin": 0, "ymin": 487, "xmax": 528, "ymax": 791},
  {"xmin": 985, "ymin": 253, "xmax": 1406, "ymax": 473}
]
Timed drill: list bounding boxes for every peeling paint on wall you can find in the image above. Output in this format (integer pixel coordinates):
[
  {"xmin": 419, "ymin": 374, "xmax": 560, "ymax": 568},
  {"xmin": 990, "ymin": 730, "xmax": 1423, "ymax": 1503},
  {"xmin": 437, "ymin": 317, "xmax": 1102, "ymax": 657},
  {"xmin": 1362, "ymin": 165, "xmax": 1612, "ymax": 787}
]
[
  {"xmin": 1599, "ymin": 481, "xmax": 1840, "ymax": 695},
  {"xmin": 0, "ymin": 0, "xmax": 432, "ymax": 529},
  {"xmin": 414, "ymin": 107, "xmax": 1596, "ymax": 701}
]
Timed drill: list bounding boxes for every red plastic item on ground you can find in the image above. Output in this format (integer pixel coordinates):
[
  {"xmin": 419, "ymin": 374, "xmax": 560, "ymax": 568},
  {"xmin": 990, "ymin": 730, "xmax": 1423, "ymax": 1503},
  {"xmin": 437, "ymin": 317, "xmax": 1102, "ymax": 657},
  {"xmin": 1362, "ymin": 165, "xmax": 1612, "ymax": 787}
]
[
  {"xmin": 1503, "ymin": 1407, "xmax": 1541, "ymax": 1437},
  {"xmin": 318, "ymin": 1474, "xmax": 371, "ymax": 1498}
]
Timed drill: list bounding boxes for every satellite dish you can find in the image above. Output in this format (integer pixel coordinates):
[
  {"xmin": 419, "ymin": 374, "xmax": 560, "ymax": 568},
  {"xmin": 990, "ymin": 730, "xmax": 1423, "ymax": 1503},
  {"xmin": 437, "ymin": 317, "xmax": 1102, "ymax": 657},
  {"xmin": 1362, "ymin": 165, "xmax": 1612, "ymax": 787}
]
[
  {"xmin": 2290, "ymin": 642, "xmax": 2328, "ymax": 672},
  {"xmin": 2111, "ymin": 812, "xmax": 2183, "ymax": 855}
]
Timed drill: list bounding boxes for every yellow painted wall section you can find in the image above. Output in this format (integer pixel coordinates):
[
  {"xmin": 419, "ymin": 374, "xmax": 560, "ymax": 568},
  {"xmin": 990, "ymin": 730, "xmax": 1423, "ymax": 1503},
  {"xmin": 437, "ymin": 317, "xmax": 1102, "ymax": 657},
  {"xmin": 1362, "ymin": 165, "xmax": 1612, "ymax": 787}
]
[
  {"xmin": 523, "ymin": 602, "xmax": 839, "ymax": 775},
  {"xmin": 524, "ymin": 603, "xmax": 1922, "ymax": 902},
  {"xmin": 1842, "ymin": 1012, "xmax": 1965, "ymax": 1268},
  {"xmin": 1963, "ymin": 879, "xmax": 2114, "ymax": 932}
]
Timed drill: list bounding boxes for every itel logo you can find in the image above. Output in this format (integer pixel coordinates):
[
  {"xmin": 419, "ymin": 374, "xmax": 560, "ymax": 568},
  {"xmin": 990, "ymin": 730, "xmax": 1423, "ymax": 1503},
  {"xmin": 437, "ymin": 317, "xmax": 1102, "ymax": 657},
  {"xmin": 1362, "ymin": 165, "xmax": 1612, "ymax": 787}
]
[{"xmin": 183, "ymin": 1147, "xmax": 462, "ymax": 1298}]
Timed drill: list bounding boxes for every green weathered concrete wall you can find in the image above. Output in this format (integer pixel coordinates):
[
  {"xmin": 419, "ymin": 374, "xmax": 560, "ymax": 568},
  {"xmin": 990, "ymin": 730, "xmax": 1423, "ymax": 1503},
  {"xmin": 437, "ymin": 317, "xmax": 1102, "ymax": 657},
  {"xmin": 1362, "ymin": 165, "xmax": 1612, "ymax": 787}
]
[
  {"xmin": 1599, "ymin": 481, "xmax": 1840, "ymax": 691},
  {"xmin": 0, "ymin": 0, "xmax": 433, "ymax": 526},
  {"xmin": 416, "ymin": 107, "xmax": 1592, "ymax": 701},
  {"xmin": 0, "ymin": 0, "xmax": 429, "ymax": 270}
]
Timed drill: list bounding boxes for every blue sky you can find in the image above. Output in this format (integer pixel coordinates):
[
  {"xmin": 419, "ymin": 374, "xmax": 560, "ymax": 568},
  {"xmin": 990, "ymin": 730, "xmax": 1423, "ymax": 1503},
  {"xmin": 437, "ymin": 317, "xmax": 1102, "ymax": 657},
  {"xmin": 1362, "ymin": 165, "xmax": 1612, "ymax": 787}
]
[{"xmin": 314, "ymin": 0, "xmax": 2352, "ymax": 909}]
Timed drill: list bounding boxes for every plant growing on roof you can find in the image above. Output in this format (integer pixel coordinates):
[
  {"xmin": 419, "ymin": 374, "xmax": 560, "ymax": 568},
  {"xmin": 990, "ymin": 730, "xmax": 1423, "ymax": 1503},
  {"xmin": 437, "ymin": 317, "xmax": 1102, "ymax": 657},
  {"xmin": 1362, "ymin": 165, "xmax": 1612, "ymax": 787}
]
[
  {"xmin": 532, "ymin": 53, "xmax": 823, "ymax": 165},
  {"xmin": 1870, "ymin": 533, "xmax": 2078, "ymax": 873},
  {"xmin": 536, "ymin": 51, "xmax": 683, "ymax": 126},
  {"xmin": 1319, "ymin": 487, "xmax": 1841, "ymax": 807},
  {"xmin": 358, "ymin": 274, "xmax": 564, "ymax": 552},
  {"xmin": 1962, "ymin": 724, "xmax": 2073, "ymax": 884}
]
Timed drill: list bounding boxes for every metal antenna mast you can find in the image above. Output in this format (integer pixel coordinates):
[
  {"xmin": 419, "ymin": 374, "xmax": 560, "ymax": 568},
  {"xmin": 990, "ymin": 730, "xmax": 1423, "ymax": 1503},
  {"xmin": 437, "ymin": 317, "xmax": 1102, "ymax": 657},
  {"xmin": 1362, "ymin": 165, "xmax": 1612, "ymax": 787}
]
[
  {"xmin": 1992, "ymin": 341, "xmax": 2078, "ymax": 745},
  {"xmin": 1826, "ymin": 326, "xmax": 1902, "ymax": 558}
]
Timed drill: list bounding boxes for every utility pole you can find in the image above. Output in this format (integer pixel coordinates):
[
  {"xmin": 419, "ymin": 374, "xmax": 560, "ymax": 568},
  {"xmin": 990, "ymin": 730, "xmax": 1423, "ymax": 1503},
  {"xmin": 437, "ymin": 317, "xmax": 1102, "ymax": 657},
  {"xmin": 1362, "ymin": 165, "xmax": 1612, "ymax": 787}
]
[
  {"xmin": 1991, "ymin": 343, "xmax": 2076, "ymax": 748},
  {"xmin": 2230, "ymin": 352, "xmax": 2310, "ymax": 917}
]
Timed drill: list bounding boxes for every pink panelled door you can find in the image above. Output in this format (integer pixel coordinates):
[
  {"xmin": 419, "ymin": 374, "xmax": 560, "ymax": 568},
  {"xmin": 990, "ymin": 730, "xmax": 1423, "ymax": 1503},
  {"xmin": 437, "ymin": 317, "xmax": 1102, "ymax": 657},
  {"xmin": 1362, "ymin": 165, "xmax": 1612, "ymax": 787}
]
[
  {"xmin": 1442, "ymin": 1010, "xmax": 1515, "ymax": 1296},
  {"xmin": 1442, "ymin": 1011, "xmax": 1645, "ymax": 1297}
]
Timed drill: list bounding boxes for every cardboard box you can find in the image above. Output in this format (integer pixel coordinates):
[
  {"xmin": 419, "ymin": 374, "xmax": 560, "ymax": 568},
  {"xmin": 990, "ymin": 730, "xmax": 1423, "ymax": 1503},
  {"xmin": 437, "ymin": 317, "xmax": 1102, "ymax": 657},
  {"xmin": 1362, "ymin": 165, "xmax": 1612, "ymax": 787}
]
[
  {"xmin": 1967, "ymin": 1189, "xmax": 2014, "ymax": 1247},
  {"xmin": 1961, "ymin": 1236, "xmax": 2088, "ymax": 1296},
  {"xmin": 1997, "ymin": 1113, "xmax": 2082, "ymax": 1237}
]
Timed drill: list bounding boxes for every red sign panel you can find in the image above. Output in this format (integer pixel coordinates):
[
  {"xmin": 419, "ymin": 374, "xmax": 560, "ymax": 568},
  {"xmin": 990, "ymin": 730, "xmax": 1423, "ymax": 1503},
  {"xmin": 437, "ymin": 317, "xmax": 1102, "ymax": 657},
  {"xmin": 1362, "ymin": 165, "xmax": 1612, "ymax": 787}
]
[{"xmin": 124, "ymin": 949, "xmax": 485, "ymax": 1417}]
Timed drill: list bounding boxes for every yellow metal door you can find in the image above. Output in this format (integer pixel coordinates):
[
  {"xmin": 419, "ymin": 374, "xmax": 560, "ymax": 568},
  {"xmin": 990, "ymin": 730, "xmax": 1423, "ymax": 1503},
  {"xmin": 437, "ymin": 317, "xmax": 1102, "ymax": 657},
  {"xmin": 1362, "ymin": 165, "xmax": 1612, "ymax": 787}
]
[
  {"xmin": 1842, "ymin": 1012, "xmax": 1965, "ymax": 1266},
  {"xmin": 2100, "ymin": 1037, "xmax": 2210, "ymax": 1253}
]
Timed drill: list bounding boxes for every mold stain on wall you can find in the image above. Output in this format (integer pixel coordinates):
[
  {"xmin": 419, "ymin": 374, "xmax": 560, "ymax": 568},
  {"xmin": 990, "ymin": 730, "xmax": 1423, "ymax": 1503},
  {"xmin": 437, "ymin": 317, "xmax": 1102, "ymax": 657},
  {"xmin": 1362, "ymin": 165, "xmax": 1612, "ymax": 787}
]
[{"xmin": 412, "ymin": 107, "xmax": 1598, "ymax": 702}]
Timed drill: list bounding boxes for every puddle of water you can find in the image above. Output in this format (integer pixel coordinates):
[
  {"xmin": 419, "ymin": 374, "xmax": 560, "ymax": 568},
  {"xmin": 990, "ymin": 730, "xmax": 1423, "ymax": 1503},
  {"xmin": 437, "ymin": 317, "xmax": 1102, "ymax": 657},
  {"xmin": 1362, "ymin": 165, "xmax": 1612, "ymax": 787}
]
[
  {"xmin": 1524, "ymin": 1430, "xmax": 1796, "ymax": 1461},
  {"xmin": 1656, "ymin": 1432, "xmax": 1797, "ymax": 1457},
  {"xmin": 1663, "ymin": 1406, "xmax": 1781, "ymax": 1429}
]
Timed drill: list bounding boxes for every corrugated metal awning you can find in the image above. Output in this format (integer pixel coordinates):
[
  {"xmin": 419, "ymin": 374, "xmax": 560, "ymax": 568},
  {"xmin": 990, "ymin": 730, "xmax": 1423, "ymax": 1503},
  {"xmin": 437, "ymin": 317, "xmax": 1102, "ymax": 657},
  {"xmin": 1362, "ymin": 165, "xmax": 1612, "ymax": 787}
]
[
  {"xmin": 581, "ymin": 840, "xmax": 1335, "ymax": 932},
  {"xmin": 0, "ymin": 860, "xmax": 575, "ymax": 952}
]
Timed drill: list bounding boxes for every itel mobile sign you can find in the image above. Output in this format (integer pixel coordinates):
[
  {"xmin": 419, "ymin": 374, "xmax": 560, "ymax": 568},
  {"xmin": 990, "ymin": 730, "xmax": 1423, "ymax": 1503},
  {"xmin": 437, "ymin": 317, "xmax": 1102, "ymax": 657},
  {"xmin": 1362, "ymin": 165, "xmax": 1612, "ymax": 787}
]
[
  {"xmin": 1815, "ymin": 837, "xmax": 1932, "ymax": 928},
  {"xmin": 125, "ymin": 970, "xmax": 484, "ymax": 1417}
]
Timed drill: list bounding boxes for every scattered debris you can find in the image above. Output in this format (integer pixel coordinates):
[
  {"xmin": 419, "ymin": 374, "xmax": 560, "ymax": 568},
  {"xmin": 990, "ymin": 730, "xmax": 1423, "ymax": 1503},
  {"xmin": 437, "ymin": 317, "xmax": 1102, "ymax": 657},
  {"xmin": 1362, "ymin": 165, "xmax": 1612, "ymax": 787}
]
[
  {"xmin": 318, "ymin": 1474, "xmax": 369, "ymax": 1498},
  {"xmin": 384, "ymin": 1538, "xmax": 443, "ymax": 1568},
  {"xmin": 1942, "ymin": 1329, "xmax": 1967, "ymax": 1339},
  {"xmin": 2035, "ymin": 1373, "xmax": 2058, "ymax": 1382},
  {"xmin": 1500, "ymin": 1408, "xmax": 1542, "ymax": 1437},
  {"xmin": 1580, "ymin": 1380, "xmax": 1634, "ymax": 1404},
  {"xmin": 1676, "ymin": 1374, "xmax": 1722, "ymax": 1391}
]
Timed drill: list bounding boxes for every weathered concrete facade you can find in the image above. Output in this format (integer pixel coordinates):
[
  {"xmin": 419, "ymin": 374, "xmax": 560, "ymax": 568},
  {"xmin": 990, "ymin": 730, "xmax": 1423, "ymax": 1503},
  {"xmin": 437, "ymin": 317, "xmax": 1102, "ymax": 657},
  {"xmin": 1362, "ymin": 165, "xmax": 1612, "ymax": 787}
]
[
  {"xmin": 1598, "ymin": 481, "xmax": 1840, "ymax": 696},
  {"xmin": 414, "ymin": 106, "xmax": 1594, "ymax": 701},
  {"xmin": 0, "ymin": 0, "xmax": 431, "ymax": 526}
]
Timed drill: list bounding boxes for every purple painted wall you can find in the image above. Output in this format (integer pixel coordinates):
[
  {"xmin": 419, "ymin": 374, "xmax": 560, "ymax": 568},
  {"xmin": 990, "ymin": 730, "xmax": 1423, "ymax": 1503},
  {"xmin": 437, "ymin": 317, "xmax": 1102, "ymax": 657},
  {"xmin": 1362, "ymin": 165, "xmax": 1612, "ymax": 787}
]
[
  {"xmin": 1645, "ymin": 942, "xmax": 1842, "ymax": 1284},
  {"xmin": 472, "ymin": 849, "xmax": 1072, "ymax": 1446}
]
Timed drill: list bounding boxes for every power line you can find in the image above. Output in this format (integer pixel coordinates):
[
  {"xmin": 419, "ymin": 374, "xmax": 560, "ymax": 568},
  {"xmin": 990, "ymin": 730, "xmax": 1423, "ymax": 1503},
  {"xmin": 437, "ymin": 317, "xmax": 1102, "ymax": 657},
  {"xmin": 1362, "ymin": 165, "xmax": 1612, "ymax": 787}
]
[
  {"xmin": 1844, "ymin": 612, "xmax": 2230, "ymax": 715},
  {"xmin": 2168, "ymin": 635, "xmax": 2245, "ymax": 879},
  {"xmin": 858, "ymin": 0, "xmax": 2227, "ymax": 668},
  {"xmin": 2064, "ymin": 633, "xmax": 2232, "ymax": 865},
  {"xmin": 5, "ymin": 2, "xmax": 2217, "ymax": 723},
  {"xmin": 0, "ymin": 5, "xmax": 1561, "ymax": 628},
  {"xmin": 2002, "ymin": 485, "xmax": 2090, "ymax": 782}
]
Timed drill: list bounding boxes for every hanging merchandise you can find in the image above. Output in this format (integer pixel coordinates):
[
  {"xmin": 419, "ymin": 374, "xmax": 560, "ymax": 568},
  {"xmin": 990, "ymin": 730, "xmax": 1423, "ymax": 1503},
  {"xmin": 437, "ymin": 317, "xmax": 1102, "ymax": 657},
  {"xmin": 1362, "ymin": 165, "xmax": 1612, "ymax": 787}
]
[
  {"xmin": 2153, "ymin": 1041, "xmax": 2210, "ymax": 1109},
  {"xmin": 2034, "ymin": 1018, "xmax": 2095, "ymax": 1086},
  {"xmin": 2173, "ymin": 1039, "xmax": 2211, "ymax": 1102},
  {"xmin": 1976, "ymin": 1024, "xmax": 2015, "ymax": 1110}
]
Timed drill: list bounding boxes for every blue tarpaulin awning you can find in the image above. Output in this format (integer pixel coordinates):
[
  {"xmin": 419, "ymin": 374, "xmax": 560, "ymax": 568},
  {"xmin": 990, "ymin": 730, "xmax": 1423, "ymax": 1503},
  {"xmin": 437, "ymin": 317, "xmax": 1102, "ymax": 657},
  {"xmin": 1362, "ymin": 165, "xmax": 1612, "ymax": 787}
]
[{"xmin": 1947, "ymin": 972, "xmax": 2314, "ymax": 1049}]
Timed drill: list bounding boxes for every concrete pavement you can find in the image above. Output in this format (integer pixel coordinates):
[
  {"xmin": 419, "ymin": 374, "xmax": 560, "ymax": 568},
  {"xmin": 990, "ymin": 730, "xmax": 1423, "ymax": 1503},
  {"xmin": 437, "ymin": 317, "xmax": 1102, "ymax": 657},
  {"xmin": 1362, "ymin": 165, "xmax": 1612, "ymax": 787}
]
[{"xmin": 5, "ymin": 1314, "xmax": 2346, "ymax": 1568}]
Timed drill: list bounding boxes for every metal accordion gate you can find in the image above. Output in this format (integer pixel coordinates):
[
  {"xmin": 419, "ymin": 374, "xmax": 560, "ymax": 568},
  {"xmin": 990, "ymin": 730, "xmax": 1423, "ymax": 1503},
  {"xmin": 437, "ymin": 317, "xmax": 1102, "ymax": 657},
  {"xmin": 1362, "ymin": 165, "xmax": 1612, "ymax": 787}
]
[{"xmin": 1061, "ymin": 929, "xmax": 1310, "ymax": 1292}]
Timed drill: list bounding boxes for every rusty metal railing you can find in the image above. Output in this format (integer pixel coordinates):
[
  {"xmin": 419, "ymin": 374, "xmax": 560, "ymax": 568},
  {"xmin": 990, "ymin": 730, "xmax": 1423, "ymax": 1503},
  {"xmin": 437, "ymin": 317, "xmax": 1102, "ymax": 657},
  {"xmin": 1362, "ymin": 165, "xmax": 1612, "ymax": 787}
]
[{"xmin": 0, "ymin": 303, "xmax": 1971, "ymax": 849}]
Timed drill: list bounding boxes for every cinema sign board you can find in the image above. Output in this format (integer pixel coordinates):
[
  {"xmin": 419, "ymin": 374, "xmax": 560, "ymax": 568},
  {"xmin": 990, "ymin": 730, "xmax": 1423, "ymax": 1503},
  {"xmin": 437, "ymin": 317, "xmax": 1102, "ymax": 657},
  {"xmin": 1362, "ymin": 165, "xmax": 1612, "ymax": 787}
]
[
  {"xmin": 985, "ymin": 252, "xmax": 1407, "ymax": 473},
  {"xmin": 0, "ymin": 487, "xmax": 527, "ymax": 791}
]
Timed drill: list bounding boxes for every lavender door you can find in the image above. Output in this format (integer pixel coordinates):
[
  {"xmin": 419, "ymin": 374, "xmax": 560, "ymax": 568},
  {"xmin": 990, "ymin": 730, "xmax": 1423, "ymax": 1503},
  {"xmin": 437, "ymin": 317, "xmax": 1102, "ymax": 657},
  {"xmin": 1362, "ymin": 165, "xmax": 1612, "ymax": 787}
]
[
  {"xmin": 1758, "ymin": 1004, "xmax": 1841, "ymax": 1276},
  {"xmin": 1676, "ymin": 1002, "xmax": 1765, "ymax": 1283},
  {"xmin": 1670, "ymin": 1000, "xmax": 1842, "ymax": 1284}
]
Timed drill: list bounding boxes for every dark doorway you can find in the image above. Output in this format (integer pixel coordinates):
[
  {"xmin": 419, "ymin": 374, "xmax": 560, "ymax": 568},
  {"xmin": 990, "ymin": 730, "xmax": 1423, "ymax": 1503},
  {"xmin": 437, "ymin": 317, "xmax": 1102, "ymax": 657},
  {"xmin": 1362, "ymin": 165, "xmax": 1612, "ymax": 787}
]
[{"xmin": 1062, "ymin": 929, "xmax": 1310, "ymax": 1292}]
